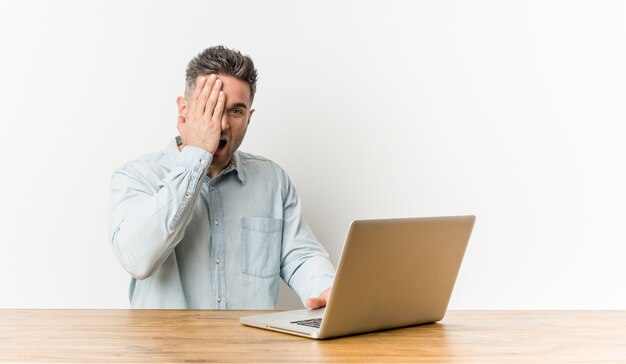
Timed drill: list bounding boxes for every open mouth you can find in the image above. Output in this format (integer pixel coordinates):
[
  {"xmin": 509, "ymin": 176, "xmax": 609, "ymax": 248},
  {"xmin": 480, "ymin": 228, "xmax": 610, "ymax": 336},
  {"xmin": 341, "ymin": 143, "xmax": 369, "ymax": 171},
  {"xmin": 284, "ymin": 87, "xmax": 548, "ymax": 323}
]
[{"xmin": 217, "ymin": 138, "xmax": 227, "ymax": 151}]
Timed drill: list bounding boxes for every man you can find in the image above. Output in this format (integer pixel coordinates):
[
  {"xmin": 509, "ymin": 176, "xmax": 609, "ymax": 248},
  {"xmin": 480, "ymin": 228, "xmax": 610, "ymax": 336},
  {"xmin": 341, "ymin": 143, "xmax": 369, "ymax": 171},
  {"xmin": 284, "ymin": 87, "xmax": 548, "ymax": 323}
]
[{"xmin": 108, "ymin": 46, "xmax": 334, "ymax": 309}]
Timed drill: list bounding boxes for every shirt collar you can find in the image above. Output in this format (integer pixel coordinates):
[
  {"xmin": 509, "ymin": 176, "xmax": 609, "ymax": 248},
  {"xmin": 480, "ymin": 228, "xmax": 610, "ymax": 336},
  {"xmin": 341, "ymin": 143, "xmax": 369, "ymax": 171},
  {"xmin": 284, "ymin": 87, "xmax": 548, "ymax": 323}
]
[
  {"xmin": 229, "ymin": 150, "xmax": 246, "ymax": 185},
  {"xmin": 166, "ymin": 136, "xmax": 246, "ymax": 185}
]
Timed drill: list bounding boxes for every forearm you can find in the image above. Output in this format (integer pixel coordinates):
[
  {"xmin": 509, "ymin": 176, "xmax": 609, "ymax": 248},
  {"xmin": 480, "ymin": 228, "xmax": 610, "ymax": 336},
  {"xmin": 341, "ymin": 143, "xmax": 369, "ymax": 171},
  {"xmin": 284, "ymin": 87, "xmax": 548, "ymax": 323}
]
[
  {"xmin": 279, "ymin": 170, "xmax": 336, "ymax": 303},
  {"xmin": 108, "ymin": 146, "xmax": 211, "ymax": 279}
]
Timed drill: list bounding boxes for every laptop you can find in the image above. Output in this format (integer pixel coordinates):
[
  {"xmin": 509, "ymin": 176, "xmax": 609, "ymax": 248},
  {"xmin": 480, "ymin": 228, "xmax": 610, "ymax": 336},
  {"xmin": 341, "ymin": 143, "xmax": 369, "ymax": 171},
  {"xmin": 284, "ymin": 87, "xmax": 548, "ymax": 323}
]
[{"xmin": 240, "ymin": 215, "xmax": 475, "ymax": 339}]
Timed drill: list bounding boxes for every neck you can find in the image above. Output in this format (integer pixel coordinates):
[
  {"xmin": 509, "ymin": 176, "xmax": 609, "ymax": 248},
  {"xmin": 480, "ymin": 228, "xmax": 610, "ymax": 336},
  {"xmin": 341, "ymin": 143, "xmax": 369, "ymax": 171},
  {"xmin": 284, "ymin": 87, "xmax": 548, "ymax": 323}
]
[
  {"xmin": 207, "ymin": 165, "xmax": 223, "ymax": 179},
  {"xmin": 207, "ymin": 157, "xmax": 232, "ymax": 178}
]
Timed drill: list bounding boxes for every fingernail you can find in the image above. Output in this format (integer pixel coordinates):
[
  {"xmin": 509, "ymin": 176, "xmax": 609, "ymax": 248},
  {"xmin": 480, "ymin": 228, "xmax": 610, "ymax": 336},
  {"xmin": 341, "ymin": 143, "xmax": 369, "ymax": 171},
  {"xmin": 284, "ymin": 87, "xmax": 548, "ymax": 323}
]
[
  {"xmin": 209, "ymin": 74, "xmax": 216, "ymax": 80},
  {"xmin": 216, "ymin": 79, "xmax": 221, "ymax": 85}
]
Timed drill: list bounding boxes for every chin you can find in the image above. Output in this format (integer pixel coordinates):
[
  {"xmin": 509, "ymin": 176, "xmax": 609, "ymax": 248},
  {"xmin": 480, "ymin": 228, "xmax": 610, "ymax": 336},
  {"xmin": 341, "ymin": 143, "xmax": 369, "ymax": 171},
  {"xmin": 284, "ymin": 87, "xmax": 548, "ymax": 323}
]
[{"xmin": 214, "ymin": 151, "xmax": 231, "ymax": 164}]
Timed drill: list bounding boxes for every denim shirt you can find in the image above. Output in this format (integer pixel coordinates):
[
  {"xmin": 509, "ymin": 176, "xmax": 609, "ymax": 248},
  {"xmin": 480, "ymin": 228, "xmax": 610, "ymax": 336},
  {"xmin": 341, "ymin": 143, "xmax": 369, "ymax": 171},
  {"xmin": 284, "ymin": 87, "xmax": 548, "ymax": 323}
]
[{"xmin": 108, "ymin": 137, "xmax": 335, "ymax": 309}]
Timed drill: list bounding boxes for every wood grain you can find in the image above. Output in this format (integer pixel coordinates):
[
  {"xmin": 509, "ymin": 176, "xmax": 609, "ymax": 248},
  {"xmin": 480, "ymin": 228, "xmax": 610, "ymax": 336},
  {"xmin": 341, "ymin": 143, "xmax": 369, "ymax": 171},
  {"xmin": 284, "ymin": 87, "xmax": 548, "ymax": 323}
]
[{"xmin": 1, "ymin": 310, "xmax": 625, "ymax": 363}]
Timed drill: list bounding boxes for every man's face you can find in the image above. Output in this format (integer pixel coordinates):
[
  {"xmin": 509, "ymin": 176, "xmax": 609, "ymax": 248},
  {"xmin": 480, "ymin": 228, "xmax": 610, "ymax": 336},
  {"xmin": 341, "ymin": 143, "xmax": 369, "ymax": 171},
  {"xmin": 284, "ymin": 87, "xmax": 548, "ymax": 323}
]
[{"xmin": 196, "ymin": 74, "xmax": 254, "ymax": 173}]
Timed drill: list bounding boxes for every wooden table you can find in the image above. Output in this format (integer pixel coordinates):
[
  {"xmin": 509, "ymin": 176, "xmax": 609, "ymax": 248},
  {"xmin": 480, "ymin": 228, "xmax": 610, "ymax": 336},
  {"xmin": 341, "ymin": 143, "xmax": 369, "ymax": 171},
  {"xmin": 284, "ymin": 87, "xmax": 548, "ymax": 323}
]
[{"xmin": 1, "ymin": 310, "xmax": 625, "ymax": 363}]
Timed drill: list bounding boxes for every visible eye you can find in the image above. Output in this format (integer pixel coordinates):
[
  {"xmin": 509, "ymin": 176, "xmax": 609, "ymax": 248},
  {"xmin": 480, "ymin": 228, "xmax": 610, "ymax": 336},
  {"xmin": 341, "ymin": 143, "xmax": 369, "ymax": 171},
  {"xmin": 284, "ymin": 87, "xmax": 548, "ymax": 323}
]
[{"xmin": 230, "ymin": 108, "xmax": 244, "ymax": 116}]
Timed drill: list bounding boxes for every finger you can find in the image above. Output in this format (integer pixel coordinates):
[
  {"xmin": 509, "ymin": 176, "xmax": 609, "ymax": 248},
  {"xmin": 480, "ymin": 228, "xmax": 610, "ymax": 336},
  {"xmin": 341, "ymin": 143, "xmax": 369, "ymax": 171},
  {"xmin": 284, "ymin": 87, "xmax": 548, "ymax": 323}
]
[
  {"xmin": 193, "ymin": 75, "xmax": 216, "ymax": 118},
  {"xmin": 305, "ymin": 296, "xmax": 327, "ymax": 309},
  {"xmin": 190, "ymin": 75, "xmax": 207, "ymax": 102},
  {"xmin": 196, "ymin": 74, "xmax": 217, "ymax": 101},
  {"xmin": 305, "ymin": 287, "xmax": 331, "ymax": 309},
  {"xmin": 189, "ymin": 75, "xmax": 214, "ymax": 120},
  {"xmin": 212, "ymin": 91, "xmax": 226, "ymax": 126},
  {"xmin": 204, "ymin": 78, "xmax": 223, "ymax": 120}
]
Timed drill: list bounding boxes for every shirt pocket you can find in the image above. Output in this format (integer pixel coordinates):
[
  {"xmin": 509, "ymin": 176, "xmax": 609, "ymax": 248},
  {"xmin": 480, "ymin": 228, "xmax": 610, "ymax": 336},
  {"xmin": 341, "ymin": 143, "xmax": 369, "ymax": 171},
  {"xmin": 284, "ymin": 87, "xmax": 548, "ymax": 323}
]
[{"xmin": 240, "ymin": 217, "xmax": 284, "ymax": 278}]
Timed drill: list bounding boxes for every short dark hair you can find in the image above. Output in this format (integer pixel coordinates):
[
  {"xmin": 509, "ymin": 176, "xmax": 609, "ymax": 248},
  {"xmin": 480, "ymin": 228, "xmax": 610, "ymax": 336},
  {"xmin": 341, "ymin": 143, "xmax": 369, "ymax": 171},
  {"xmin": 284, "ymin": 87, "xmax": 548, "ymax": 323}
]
[{"xmin": 185, "ymin": 45, "xmax": 258, "ymax": 102}]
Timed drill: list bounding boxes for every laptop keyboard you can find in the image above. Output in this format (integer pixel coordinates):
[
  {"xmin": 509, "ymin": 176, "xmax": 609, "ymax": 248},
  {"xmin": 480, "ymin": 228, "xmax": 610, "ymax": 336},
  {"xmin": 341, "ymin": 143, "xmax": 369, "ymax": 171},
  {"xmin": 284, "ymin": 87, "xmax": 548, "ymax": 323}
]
[{"xmin": 291, "ymin": 318, "xmax": 322, "ymax": 328}]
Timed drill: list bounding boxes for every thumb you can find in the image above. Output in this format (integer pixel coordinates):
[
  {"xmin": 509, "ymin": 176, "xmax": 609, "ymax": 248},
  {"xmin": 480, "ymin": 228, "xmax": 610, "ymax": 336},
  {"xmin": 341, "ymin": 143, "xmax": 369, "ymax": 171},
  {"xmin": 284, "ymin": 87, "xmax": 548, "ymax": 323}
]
[
  {"xmin": 306, "ymin": 296, "xmax": 327, "ymax": 309},
  {"xmin": 306, "ymin": 288, "xmax": 331, "ymax": 309}
]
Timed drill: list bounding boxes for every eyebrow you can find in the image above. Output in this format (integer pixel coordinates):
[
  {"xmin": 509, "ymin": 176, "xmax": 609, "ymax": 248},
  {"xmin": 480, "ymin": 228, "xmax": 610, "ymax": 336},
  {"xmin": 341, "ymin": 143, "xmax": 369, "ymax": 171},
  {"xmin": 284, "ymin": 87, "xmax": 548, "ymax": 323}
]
[{"xmin": 228, "ymin": 102, "xmax": 248, "ymax": 110}]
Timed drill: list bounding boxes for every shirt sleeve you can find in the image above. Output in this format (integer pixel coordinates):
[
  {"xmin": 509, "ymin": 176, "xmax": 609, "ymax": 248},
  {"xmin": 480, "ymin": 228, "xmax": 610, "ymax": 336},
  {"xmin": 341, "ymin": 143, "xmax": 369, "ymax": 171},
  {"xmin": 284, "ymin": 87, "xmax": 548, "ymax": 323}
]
[
  {"xmin": 278, "ymin": 170, "xmax": 336, "ymax": 305},
  {"xmin": 108, "ymin": 146, "xmax": 212, "ymax": 280}
]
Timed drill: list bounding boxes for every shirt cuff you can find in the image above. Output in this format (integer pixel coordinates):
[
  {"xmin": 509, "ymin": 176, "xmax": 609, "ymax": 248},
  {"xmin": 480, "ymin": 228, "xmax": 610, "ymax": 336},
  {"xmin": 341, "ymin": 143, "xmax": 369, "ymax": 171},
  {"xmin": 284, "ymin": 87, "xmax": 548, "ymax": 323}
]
[
  {"xmin": 293, "ymin": 257, "xmax": 336, "ymax": 306},
  {"xmin": 175, "ymin": 146, "xmax": 213, "ymax": 175}
]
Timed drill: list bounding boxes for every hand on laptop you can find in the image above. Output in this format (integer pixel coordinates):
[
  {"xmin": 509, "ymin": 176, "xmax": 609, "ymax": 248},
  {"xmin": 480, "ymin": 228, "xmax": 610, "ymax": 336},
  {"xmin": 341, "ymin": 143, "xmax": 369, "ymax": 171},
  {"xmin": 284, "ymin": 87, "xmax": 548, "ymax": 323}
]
[{"xmin": 306, "ymin": 287, "xmax": 331, "ymax": 309}]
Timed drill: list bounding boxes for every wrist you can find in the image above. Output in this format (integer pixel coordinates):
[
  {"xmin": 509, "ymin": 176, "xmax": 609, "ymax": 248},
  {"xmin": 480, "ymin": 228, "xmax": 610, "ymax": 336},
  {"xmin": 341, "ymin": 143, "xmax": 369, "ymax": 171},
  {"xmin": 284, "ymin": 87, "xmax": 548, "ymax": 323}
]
[{"xmin": 179, "ymin": 140, "xmax": 216, "ymax": 154}]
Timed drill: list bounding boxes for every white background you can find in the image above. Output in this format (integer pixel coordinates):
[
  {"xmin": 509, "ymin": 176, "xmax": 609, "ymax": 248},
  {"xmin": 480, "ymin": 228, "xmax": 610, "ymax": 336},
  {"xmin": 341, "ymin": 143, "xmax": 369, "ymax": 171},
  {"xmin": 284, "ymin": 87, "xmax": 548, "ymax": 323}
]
[{"xmin": 0, "ymin": 0, "xmax": 624, "ymax": 309}]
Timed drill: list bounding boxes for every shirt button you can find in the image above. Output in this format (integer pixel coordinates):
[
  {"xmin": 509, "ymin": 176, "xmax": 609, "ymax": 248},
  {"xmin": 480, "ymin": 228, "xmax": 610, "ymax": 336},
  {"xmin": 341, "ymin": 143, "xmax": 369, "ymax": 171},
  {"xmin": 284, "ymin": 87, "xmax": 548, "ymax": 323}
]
[
  {"xmin": 217, "ymin": 296, "xmax": 222, "ymax": 303},
  {"xmin": 210, "ymin": 185, "xmax": 215, "ymax": 191},
  {"xmin": 215, "ymin": 258, "xmax": 220, "ymax": 264},
  {"xmin": 214, "ymin": 220, "xmax": 219, "ymax": 226}
]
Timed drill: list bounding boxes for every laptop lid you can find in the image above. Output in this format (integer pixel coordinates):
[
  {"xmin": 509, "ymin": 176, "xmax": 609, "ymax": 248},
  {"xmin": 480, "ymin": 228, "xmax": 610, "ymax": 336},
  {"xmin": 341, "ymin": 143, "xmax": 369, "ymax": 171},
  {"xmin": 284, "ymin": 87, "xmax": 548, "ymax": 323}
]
[{"xmin": 317, "ymin": 215, "xmax": 475, "ymax": 338}]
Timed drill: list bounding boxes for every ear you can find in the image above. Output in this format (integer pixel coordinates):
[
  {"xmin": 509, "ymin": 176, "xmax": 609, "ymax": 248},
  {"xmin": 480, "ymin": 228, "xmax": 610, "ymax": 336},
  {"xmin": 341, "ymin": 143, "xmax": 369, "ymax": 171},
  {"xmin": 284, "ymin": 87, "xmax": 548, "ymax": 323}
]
[
  {"xmin": 176, "ymin": 96, "xmax": 188, "ymax": 117},
  {"xmin": 247, "ymin": 109, "xmax": 255, "ymax": 126}
]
